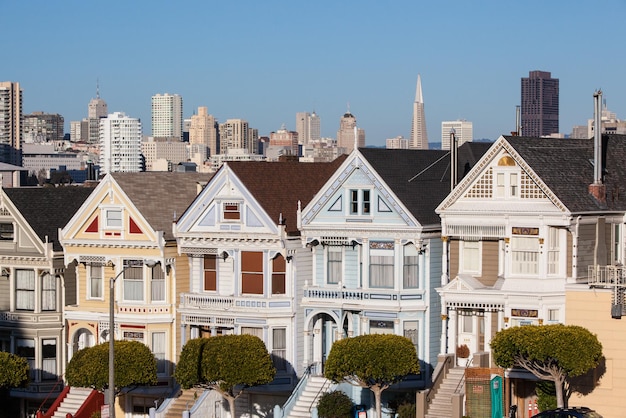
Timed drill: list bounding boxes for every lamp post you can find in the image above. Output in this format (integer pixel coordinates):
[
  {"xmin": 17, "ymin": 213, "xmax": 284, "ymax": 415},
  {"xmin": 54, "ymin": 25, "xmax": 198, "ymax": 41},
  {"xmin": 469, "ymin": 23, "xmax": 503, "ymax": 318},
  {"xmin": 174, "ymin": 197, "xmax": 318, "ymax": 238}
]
[{"xmin": 108, "ymin": 260, "xmax": 155, "ymax": 418}]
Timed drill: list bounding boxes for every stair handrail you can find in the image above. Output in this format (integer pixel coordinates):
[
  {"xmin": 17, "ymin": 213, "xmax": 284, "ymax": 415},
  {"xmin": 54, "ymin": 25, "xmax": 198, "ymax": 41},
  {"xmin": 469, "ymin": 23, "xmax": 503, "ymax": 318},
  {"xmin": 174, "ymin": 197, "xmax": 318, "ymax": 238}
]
[
  {"xmin": 154, "ymin": 384, "xmax": 182, "ymax": 415},
  {"xmin": 36, "ymin": 384, "xmax": 70, "ymax": 418},
  {"xmin": 425, "ymin": 354, "xmax": 454, "ymax": 406},
  {"xmin": 273, "ymin": 363, "xmax": 316, "ymax": 418},
  {"xmin": 35, "ymin": 376, "xmax": 66, "ymax": 417},
  {"xmin": 73, "ymin": 389, "xmax": 105, "ymax": 418},
  {"xmin": 455, "ymin": 356, "xmax": 472, "ymax": 394},
  {"xmin": 308, "ymin": 377, "xmax": 333, "ymax": 414},
  {"xmin": 188, "ymin": 389, "xmax": 211, "ymax": 416}
]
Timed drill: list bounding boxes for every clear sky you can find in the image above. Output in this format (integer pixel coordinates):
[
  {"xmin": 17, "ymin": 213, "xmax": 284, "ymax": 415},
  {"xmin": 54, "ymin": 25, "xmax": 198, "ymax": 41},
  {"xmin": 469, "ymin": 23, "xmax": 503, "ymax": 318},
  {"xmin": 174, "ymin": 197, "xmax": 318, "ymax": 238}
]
[{"xmin": 4, "ymin": 1, "xmax": 626, "ymax": 146}]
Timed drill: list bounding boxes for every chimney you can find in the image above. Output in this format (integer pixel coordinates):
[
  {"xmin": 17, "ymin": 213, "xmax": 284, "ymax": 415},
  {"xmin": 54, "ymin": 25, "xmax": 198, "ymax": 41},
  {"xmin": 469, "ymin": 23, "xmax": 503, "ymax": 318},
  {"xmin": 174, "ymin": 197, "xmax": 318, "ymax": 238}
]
[{"xmin": 589, "ymin": 90, "xmax": 605, "ymax": 204}]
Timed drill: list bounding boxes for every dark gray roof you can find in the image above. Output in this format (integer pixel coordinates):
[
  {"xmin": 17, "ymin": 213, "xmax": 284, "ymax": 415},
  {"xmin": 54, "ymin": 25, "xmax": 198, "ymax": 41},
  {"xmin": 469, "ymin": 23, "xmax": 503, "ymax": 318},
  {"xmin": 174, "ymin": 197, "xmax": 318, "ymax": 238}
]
[
  {"xmin": 504, "ymin": 134, "xmax": 626, "ymax": 212},
  {"xmin": 359, "ymin": 142, "xmax": 491, "ymax": 226},
  {"xmin": 111, "ymin": 172, "xmax": 213, "ymax": 240},
  {"xmin": 3, "ymin": 186, "xmax": 94, "ymax": 251}
]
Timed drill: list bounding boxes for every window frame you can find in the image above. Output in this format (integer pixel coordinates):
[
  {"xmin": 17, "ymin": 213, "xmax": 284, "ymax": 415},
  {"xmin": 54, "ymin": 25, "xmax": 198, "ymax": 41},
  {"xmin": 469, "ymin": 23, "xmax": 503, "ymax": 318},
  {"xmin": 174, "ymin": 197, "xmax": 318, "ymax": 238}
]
[
  {"xmin": 150, "ymin": 264, "xmax": 165, "ymax": 302},
  {"xmin": 222, "ymin": 201, "xmax": 241, "ymax": 222},
  {"xmin": 327, "ymin": 246, "xmax": 342, "ymax": 285},
  {"xmin": 460, "ymin": 240, "xmax": 481, "ymax": 275},
  {"xmin": 271, "ymin": 254, "xmax": 286, "ymax": 295},
  {"xmin": 369, "ymin": 242, "xmax": 394, "ymax": 289},
  {"xmin": 104, "ymin": 208, "xmax": 123, "ymax": 229},
  {"xmin": 403, "ymin": 244, "xmax": 419, "ymax": 289},
  {"xmin": 0, "ymin": 222, "xmax": 14, "ymax": 241},
  {"xmin": 15, "ymin": 269, "xmax": 35, "ymax": 311},
  {"xmin": 41, "ymin": 273, "xmax": 56, "ymax": 311},
  {"xmin": 203, "ymin": 254, "xmax": 217, "ymax": 292},
  {"xmin": 88, "ymin": 264, "xmax": 104, "ymax": 300},
  {"xmin": 122, "ymin": 260, "xmax": 144, "ymax": 302},
  {"xmin": 241, "ymin": 251, "xmax": 264, "ymax": 295},
  {"xmin": 511, "ymin": 236, "xmax": 540, "ymax": 276}
]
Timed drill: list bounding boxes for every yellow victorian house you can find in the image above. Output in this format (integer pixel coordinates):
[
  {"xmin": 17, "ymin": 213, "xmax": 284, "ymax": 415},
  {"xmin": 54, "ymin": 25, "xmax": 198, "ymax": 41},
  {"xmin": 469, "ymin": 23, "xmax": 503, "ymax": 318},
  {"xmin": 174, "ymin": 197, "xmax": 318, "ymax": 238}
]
[{"xmin": 59, "ymin": 172, "xmax": 211, "ymax": 417}]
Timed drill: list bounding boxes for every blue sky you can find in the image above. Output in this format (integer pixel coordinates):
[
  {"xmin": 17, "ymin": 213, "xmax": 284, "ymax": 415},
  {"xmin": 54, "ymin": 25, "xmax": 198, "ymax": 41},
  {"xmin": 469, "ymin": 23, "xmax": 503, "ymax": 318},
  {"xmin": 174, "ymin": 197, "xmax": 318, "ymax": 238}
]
[{"xmin": 4, "ymin": 1, "xmax": 626, "ymax": 146}]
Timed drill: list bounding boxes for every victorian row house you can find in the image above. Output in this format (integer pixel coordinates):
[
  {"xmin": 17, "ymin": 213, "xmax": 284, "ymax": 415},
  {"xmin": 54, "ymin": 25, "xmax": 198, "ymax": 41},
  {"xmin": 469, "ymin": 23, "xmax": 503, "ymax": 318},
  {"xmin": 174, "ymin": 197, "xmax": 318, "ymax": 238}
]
[
  {"xmin": 435, "ymin": 134, "xmax": 626, "ymax": 415},
  {"xmin": 58, "ymin": 172, "xmax": 212, "ymax": 417},
  {"xmin": 0, "ymin": 186, "xmax": 92, "ymax": 416}
]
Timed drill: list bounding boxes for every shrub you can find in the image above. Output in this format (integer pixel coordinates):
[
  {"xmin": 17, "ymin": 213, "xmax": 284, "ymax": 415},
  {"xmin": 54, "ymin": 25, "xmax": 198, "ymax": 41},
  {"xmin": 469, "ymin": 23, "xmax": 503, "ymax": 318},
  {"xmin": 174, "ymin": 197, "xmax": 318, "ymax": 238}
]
[
  {"xmin": 396, "ymin": 402, "xmax": 416, "ymax": 418},
  {"xmin": 456, "ymin": 344, "xmax": 470, "ymax": 358},
  {"xmin": 536, "ymin": 381, "xmax": 557, "ymax": 412},
  {"xmin": 317, "ymin": 390, "xmax": 353, "ymax": 418}
]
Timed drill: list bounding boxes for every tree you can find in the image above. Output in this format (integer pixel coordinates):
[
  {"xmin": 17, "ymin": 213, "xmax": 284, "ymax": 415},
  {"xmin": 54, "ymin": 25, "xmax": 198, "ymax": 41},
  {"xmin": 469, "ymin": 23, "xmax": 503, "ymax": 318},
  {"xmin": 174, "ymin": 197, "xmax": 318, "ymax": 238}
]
[
  {"xmin": 324, "ymin": 334, "xmax": 420, "ymax": 418},
  {"xmin": 0, "ymin": 352, "xmax": 29, "ymax": 390},
  {"xmin": 66, "ymin": 341, "xmax": 157, "ymax": 393},
  {"xmin": 174, "ymin": 335, "xmax": 276, "ymax": 416},
  {"xmin": 490, "ymin": 324, "xmax": 602, "ymax": 408}
]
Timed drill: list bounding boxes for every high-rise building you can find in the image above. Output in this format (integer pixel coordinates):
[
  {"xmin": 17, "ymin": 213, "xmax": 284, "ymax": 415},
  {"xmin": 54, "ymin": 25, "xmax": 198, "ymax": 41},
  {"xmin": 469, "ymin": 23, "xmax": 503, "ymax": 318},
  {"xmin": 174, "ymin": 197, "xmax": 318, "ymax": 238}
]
[
  {"xmin": 151, "ymin": 93, "xmax": 183, "ymax": 140},
  {"xmin": 386, "ymin": 136, "xmax": 409, "ymax": 149},
  {"xmin": 23, "ymin": 112, "xmax": 65, "ymax": 143},
  {"xmin": 296, "ymin": 111, "xmax": 321, "ymax": 145},
  {"xmin": 521, "ymin": 70, "xmax": 559, "ymax": 137},
  {"xmin": 269, "ymin": 125, "xmax": 299, "ymax": 155},
  {"xmin": 99, "ymin": 112, "xmax": 142, "ymax": 174},
  {"xmin": 336, "ymin": 110, "xmax": 365, "ymax": 153},
  {"xmin": 219, "ymin": 119, "xmax": 252, "ymax": 154},
  {"xmin": 0, "ymin": 81, "xmax": 22, "ymax": 150},
  {"xmin": 87, "ymin": 85, "xmax": 108, "ymax": 143},
  {"xmin": 441, "ymin": 120, "xmax": 473, "ymax": 150},
  {"xmin": 189, "ymin": 107, "xmax": 218, "ymax": 157},
  {"xmin": 410, "ymin": 74, "xmax": 428, "ymax": 149}
]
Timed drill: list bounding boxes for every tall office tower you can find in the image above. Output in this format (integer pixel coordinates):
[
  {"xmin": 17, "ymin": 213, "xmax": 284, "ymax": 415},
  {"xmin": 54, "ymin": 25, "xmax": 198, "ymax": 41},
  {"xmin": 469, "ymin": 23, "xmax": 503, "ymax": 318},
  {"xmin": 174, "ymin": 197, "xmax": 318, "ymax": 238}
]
[
  {"xmin": 23, "ymin": 112, "xmax": 65, "ymax": 143},
  {"xmin": 99, "ymin": 112, "xmax": 142, "ymax": 174},
  {"xmin": 296, "ymin": 111, "xmax": 321, "ymax": 145},
  {"xmin": 410, "ymin": 74, "xmax": 428, "ymax": 149},
  {"xmin": 441, "ymin": 120, "xmax": 473, "ymax": 150},
  {"xmin": 521, "ymin": 70, "xmax": 559, "ymax": 137},
  {"xmin": 189, "ymin": 107, "xmax": 218, "ymax": 156},
  {"xmin": 87, "ymin": 85, "xmax": 108, "ymax": 143},
  {"xmin": 219, "ymin": 119, "xmax": 251, "ymax": 154},
  {"xmin": 336, "ymin": 110, "xmax": 365, "ymax": 152},
  {"xmin": 151, "ymin": 93, "xmax": 183, "ymax": 139},
  {"xmin": 386, "ymin": 136, "xmax": 409, "ymax": 149},
  {"xmin": 269, "ymin": 125, "xmax": 299, "ymax": 155},
  {"xmin": 0, "ymin": 81, "xmax": 22, "ymax": 151}
]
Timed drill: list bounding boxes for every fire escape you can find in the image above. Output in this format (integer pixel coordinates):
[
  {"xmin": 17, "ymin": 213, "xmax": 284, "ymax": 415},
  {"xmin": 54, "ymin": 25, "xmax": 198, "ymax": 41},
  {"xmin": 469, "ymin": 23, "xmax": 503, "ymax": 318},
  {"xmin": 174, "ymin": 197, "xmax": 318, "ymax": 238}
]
[{"xmin": 588, "ymin": 265, "xmax": 626, "ymax": 318}]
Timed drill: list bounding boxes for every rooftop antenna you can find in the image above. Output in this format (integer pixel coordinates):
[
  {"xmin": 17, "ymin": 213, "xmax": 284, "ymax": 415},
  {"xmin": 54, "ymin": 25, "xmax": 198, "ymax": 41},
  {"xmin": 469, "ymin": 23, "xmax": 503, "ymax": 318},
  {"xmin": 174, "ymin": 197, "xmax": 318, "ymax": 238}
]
[
  {"xmin": 96, "ymin": 78, "xmax": 100, "ymax": 99},
  {"xmin": 354, "ymin": 125, "xmax": 358, "ymax": 151}
]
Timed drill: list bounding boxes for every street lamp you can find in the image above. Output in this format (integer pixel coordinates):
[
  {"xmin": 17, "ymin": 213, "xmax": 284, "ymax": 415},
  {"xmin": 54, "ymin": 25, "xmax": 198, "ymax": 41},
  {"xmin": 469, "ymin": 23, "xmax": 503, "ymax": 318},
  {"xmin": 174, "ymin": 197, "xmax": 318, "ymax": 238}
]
[{"xmin": 108, "ymin": 259, "xmax": 156, "ymax": 418}]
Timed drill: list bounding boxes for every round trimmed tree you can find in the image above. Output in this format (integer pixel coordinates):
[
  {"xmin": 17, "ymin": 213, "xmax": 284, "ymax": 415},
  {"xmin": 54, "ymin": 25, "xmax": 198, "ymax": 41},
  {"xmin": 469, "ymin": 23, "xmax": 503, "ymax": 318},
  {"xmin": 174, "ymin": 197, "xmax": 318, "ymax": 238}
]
[{"xmin": 0, "ymin": 352, "xmax": 29, "ymax": 390}]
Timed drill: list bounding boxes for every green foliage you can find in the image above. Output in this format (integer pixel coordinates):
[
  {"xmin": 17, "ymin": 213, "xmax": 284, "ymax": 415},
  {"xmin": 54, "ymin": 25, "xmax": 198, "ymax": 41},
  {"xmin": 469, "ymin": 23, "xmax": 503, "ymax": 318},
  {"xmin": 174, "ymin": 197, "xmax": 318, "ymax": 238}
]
[
  {"xmin": 66, "ymin": 341, "xmax": 157, "ymax": 392},
  {"xmin": 316, "ymin": 390, "xmax": 353, "ymax": 418},
  {"xmin": 536, "ymin": 381, "xmax": 557, "ymax": 412},
  {"xmin": 490, "ymin": 324, "xmax": 602, "ymax": 378},
  {"xmin": 174, "ymin": 335, "xmax": 276, "ymax": 394},
  {"xmin": 396, "ymin": 402, "xmax": 416, "ymax": 418},
  {"xmin": 0, "ymin": 352, "xmax": 29, "ymax": 389},
  {"xmin": 324, "ymin": 334, "xmax": 420, "ymax": 388}
]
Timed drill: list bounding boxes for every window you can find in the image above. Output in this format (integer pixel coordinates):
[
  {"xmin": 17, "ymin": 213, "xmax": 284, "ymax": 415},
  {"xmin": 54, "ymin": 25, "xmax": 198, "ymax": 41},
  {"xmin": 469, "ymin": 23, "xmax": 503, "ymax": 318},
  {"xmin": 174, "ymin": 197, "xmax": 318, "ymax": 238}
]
[
  {"xmin": 349, "ymin": 189, "xmax": 372, "ymax": 215},
  {"xmin": 510, "ymin": 173, "xmax": 518, "ymax": 197},
  {"xmin": 123, "ymin": 260, "xmax": 144, "ymax": 301},
  {"xmin": 42, "ymin": 339, "xmax": 57, "ymax": 380},
  {"xmin": 327, "ymin": 246, "xmax": 342, "ymax": 284},
  {"xmin": 612, "ymin": 224, "xmax": 621, "ymax": 264},
  {"xmin": 511, "ymin": 237, "xmax": 539, "ymax": 275},
  {"xmin": 203, "ymin": 255, "xmax": 217, "ymax": 291},
  {"xmin": 461, "ymin": 241, "xmax": 480, "ymax": 274},
  {"xmin": 105, "ymin": 209, "xmax": 122, "ymax": 228},
  {"xmin": 223, "ymin": 202, "xmax": 241, "ymax": 220},
  {"xmin": 241, "ymin": 251, "xmax": 263, "ymax": 294},
  {"xmin": 241, "ymin": 327, "xmax": 263, "ymax": 339},
  {"xmin": 41, "ymin": 273, "xmax": 56, "ymax": 311},
  {"xmin": 547, "ymin": 228, "xmax": 560, "ymax": 275},
  {"xmin": 89, "ymin": 264, "xmax": 103, "ymax": 299},
  {"xmin": 350, "ymin": 190, "xmax": 359, "ymax": 214},
  {"xmin": 16, "ymin": 270, "xmax": 35, "ymax": 311},
  {"xmin": 151, "ymin": 264, "xmax": 165, "ymax": 302},
  {"xmin": 152, "ymin": 332, "xmax": 166, "ymax": 375},
  {"xmin": 548, "ymin": 309, "xmax": 559, "ymax": 322},
  {"xmin": 403, "ymin": 244, "xmax": 419, "ymax": 288},
  {"xmin": 460, "ymin": 314, "xmax": 473, "ymax": 333},
  {"xmin": 370, "ymin": 242, "xmax": 394, "ymax": 288},
  {"xmin": 0, "ymin": 222, "xmax": 13, "ymax": 240},
  {"xmin": 272, "ymin": 254, "xmax": 286, "ymax": 295},
  {"xmin": 369, "ymin": 320, "xmax": 394, "ymax": 334},
  {"xmin": 403, "ymin": 321, "xmax": 418, "ymax": 354},
  {"xmin": 272, "ymin": 328, "xmax": 287, "ymax": 371},
  {"xmin": 17, "ymin": 339, "xmax": 35, "ymax": 379},
  {"xmin": 362, "ymin": 190, "xmax": 370, "ymax": 214}
]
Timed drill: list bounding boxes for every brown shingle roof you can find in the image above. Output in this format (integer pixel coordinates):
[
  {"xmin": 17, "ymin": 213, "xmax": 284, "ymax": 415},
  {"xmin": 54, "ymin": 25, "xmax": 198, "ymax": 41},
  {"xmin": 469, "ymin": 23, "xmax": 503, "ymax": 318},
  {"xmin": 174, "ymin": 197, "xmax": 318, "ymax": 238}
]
[
  {"xmin": 226, "ymin": 156, "xmax": 347, "ymax": 235},
  {"xmin": 111, "ymin": 172, "xmax": 213, "ymax": 240}
]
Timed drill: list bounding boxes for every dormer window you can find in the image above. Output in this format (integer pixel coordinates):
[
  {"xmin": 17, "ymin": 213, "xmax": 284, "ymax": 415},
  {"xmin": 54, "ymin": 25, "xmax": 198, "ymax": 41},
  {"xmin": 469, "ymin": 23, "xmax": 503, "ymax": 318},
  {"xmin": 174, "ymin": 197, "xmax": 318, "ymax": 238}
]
[
  {"xmin": 349, "ymin": 189, "xmax": 371, "ymax": 215},
  {"xmin": 223, "ymin": 202, "xmax": 241, "ymax": 221},
  {"xmin": 0, "ymin": 223, "xmax": 13, "ymax": 240},
  {"xmin": 494, "ymin": 155, "xmax": 520, "ymax": 198},
  {"xmin": 105, "ymin": 209, "xmax": 123, "ymax": 228}
]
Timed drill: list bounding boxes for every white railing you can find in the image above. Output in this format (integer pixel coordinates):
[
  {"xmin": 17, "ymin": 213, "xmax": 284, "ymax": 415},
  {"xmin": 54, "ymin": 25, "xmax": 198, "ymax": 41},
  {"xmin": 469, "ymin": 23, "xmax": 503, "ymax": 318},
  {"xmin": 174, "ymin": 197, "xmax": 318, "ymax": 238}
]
[
  {"xmin": 180, "ymin": 293, "xmax": 292, "ymax": 311},
  {"xmin": 303, "ymin": 286, "xmax": 425, "ymax": 306},
  {"xmin": 588, "ymin": 265, "xmax": 626, "ymax": 288}
]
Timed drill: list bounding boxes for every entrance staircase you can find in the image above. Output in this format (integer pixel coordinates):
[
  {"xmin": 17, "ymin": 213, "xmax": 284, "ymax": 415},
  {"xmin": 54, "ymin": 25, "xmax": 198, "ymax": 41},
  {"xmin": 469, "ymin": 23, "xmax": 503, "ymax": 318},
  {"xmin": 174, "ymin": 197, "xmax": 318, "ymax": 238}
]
[
  {"xmin": 425, "ymin": 366, "xmax": 466, "ymax": 418},
  {"xmin": 285, "ymin": 375, "xmax": 332, "ymax": 418},
  {"xmin": 50, "ymin": 387, "xmax": 98, "ymax": 418},
  {"xmin": 161, "ymin": 389, "xmax": 201, "ymax": 418}
]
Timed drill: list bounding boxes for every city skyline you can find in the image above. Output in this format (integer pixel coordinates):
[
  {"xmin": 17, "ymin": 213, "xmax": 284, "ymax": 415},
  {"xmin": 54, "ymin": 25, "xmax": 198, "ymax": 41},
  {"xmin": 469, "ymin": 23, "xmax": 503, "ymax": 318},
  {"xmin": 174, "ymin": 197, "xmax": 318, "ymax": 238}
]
[{"xmin": 4, "ymin": 1, "xmax": 626, "ymax": 146}]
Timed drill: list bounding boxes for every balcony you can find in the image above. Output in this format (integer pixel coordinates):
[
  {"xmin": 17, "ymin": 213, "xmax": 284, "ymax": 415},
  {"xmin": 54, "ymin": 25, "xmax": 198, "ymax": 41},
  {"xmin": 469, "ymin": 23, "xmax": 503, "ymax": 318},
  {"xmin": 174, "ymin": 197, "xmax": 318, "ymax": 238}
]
[
  {"xmin": 302, "ymin": 285, "xmax": 426, "ymax": 310},
  {"xmin": 179, "ymin": 293, "xmax": 293, "ymax": 314},
  {"xmin": 588, "ymin": 265, "xmax": 626, "ymax": 288}
]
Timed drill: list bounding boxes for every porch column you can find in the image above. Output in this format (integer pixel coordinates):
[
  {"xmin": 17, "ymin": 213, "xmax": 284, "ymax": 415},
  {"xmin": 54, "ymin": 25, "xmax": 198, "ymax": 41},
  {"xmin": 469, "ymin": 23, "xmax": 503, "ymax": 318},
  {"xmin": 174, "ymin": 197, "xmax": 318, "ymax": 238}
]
[
  {"xmin": 303, "ymin": 330, "xmax": 311, "ymax": 369},
  {"xmin": 313, "ymin": 318, "xmax": 322, "ymax": 366},
  {"xmin": 484, "ymin": 310, "xmax": 493, "ymax": 354},
  {"xmin": 448, "ymin": 309, "xmax": 458, "ymax": 356},
  {"xmin": 440, "ymin": 309, "xmax": 448, "ymax": 355}
]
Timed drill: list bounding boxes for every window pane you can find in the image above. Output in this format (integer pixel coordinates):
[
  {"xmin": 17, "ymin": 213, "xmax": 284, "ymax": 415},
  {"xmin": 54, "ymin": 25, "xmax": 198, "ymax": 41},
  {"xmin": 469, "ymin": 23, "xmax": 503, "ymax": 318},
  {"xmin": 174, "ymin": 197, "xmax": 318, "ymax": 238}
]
[
  {"xmin": 362, "ymin": 190, "xmax": 370, "ymax": 214},
  {"xmin": 272, "ymin": 255, "xmax": 286, "ymax": 295},
  {"xmin": 512, "ymin": 237, "xmax": 539, "ymax": 275},
  {"xmin": 17, "ymin": 339, "xmax": 35, "ymax": 379},
  {"xmin": 370, "ymin": 253, "xmax": 394, "ymax": 288},
  {"xmin": 403, "ymin": 244, "xmax": 419, "ymax": 288},
  {"xmin": 90, "ymin": 265, "xmax": 103, "ymax": 299},
  {"xmin": 462, "ymin": 241, "xmax": 480, "ymax": 273},
  {"xmin": 152, "ymin": 333, "xmax": 166, "ymax": 375},
  {"xmin": 272, "ymin": 328, "xmax": 287, "ymax": 371},
  {"xmin": 204, "ymin": 255, "xmax": 217, "ymax": 291},
  {"xmin": 403, "ymin": 321, "xmax": 418, "ymax": 354},
  {"xmin": 42, "ymin": 273, "xmax": 56, "ymax": 311},
  {"xmin": 0, "ymin": 223, "xmax": 14, "ymax": 240},
  {"xmin": 151, "ymin": 265, "xmax": 165, "ymax": 301},
  {"xmin": 106, "ymin": 209, "xmax": 122, "ymax": 227},
  {"xmin": 42, "ymin": 339, "xmax": 57, "ymax": 380},
  {"xmin": 241, "ymin": 252, "xmax": 263, "ymax": 294},
  {"xmin": 123, "ymin": 260, "xmax": 144, "ymax": 301},
  {"xmin": 327, "ymin": 247, "xmax": 342, "ymax": 284},
  {"xmin": 16, "ymin": 270, "xmax": 35, "ymax": 310}
]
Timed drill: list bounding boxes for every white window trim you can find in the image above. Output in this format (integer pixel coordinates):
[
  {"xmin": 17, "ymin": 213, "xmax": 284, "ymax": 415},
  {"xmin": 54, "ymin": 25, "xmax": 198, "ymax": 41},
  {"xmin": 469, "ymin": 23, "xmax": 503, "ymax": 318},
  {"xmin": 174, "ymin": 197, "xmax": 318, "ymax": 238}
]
[
  {"xmin": 493, "ymin": 166, "xmax": 521, "ymax": 199},
  {"xmin": 102, "ymin": 206, "xmax": 123, "ymax": 230},
  {"xmin": 460, "ymin": 240, "xmax": 482, "ymax": 275},
  {"xmin": 87, "ymin": 264, "xmax": 104, "ymax": 300}
]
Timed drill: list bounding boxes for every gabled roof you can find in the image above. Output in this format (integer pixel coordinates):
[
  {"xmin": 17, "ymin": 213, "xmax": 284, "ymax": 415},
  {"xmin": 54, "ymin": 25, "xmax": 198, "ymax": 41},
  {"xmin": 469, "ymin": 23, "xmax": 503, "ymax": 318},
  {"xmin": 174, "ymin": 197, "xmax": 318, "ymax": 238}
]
[
  {"xmin": 3, "ymin": 186, "xmax": 94, "ymax": 251},
  {"xmin": 504, "ymin": 135, "xmax": 626, "ymax": 213},
  {"xmin": 359, "ymin": 142, "xmax": 491, "ymax": 225},
  {"xmin": 226, "ymin": 156, "xmax": 348, "ymax": 235},
  {"xmin": 111, "ymin": 172, "xmax": 213, "ymax": 240}
]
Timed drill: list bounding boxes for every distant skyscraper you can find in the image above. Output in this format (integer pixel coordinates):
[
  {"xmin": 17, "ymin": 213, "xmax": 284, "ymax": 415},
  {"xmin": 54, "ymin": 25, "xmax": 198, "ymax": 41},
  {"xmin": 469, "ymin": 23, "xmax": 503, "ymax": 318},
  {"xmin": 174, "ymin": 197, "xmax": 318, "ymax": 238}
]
[
  {"xmin": 88, "ymin": 84, "xmax": 108, "ymax": 143},
  {"xmin": 219, "ymin": 119, "xmax": 253, "ymax": 154},
  {"xmin": 269, "ymin": 124, "xmax": 299, "ymax": 155},
  {"xmin": 99, "ymin": 112, "xmax": 142, "ymax": 174},
  {"xmin": 441, "ymin": 120, "xmax": 473, "ymax": 150},
  {"xmin": 151, "ymin": 93, "xmax": 183, "ymax": 139},
  {"xmin": 521, "ymin": 70, "xmax": 559, "ymax": 137},
  {"xmin": 386, "ymin": 136, "xmax": 409, "ymax": 149},
  {"xmin": 189, "ymin": 106, "xmax": 218, "ymax": 156},
  {"xmin": 336, "ymin": 109, "xmax": 365, "ymax": 153},
  {"xmin": 410, "ymin": 74, "xmax": 428, "ymax": 149},
  {"xmin": 296, "ymin": 111, "xmax": 321, "ymax": 145},
  {"xmin": 23, "ymin": 112, "xmax": 64, "ymax": 143},
  {"xmin": 0, "ymin": 81, "xmax": 22, "ymax": 165}
]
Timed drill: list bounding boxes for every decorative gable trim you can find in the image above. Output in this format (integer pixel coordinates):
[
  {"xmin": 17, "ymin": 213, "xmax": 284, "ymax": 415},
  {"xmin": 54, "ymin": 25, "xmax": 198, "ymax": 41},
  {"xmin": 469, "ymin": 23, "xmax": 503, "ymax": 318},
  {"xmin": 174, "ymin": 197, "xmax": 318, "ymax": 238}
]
[
  {"xmin": 129, "ymin": 217, "xmax": 142, "ymax": 234},
  {"xmin": 85, "ymin": 216, "xmax": 99, "ymax": 233}
]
